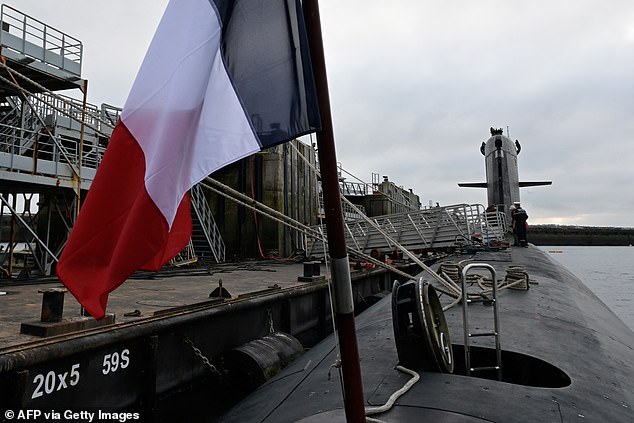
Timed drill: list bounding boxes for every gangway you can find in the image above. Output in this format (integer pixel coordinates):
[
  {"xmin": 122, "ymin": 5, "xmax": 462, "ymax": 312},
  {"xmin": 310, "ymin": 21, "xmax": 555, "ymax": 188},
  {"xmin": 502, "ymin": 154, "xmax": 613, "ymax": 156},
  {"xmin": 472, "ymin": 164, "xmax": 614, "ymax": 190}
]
[
  {"xmin": 340, "ymin": 180, "xmax": 368, "ymax": 196},
  {"xmin": 306, "ymin": 203, "xmax": 508, "ymax": 257}
]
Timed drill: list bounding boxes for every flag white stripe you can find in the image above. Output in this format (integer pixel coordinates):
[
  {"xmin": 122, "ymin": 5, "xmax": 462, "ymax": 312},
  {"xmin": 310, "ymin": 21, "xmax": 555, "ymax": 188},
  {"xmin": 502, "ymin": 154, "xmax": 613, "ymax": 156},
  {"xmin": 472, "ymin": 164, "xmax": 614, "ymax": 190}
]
[{"xmin": 121, "ymin": 0, "xmax": 259, "ymax": 228}]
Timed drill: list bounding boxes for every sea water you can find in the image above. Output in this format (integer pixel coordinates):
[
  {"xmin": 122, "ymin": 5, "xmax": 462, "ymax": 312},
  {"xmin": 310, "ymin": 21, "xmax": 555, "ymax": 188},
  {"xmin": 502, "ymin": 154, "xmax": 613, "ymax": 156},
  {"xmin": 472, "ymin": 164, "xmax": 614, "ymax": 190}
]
[{"xmin": 540, "ymin": 246, "xmax": 634, "ymax": 331}]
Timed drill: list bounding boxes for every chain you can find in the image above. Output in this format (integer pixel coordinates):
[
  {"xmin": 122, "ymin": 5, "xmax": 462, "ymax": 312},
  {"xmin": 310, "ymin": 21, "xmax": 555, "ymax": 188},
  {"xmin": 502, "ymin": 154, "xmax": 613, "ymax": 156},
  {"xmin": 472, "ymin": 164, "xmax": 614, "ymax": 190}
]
[
  {"xmin": 183, "ymin": 335, "xmax": 222, "ymax": 377},
  {"xmin": 267, "ymin": 308, "xmax": 275, "ymax": 334}
]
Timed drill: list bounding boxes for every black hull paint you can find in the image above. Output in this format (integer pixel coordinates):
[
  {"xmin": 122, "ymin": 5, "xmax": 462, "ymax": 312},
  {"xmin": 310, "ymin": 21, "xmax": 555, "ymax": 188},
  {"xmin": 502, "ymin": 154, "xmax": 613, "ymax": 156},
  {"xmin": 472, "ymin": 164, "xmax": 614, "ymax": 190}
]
[{"xmin": 220, "ymin": 246, "xmax": 634, "ymax": 422}]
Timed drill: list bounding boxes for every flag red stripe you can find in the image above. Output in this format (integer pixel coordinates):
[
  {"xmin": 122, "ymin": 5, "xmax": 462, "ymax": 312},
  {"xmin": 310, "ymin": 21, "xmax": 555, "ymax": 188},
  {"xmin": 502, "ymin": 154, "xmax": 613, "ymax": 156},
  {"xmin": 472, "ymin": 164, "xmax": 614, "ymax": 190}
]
[
  {"xmin": 56, "ymin": 0, "xmax": 318, "ymax": 319},
  {"xmin": 56, "ymin": 122, "xmax": 191, "ymax": 319}
]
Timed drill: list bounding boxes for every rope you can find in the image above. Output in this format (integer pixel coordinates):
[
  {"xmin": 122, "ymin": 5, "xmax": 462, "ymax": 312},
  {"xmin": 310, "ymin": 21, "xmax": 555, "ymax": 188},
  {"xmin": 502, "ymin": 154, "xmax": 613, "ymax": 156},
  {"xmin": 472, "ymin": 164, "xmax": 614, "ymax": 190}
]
[
  {"xmin": 288, "ymin": 142, "xmax": 459, "ymax": 296},
  {"xmin": 200, "ymin": 177, "xmax": 417, "ymax": 282},
  {"xmin": 202, "ymin": 150, "xmax": 535, "ymax": 318},
  {"xmin": 309, "ymin": 131, "xmax": 344, "ymax": 397},
  {"xmin": 442, "ymin": 294, "xmax": 463, "ymax": 312},
  {"xmin": 364, "ymin": 365, "xmax": 420, "ymax": 417},
  {"xmin": 204, "ymin": 140, "xmax": 533, "ymax": 315},
  {"xmin": 504, "ymin": 266, "xmax": 530, "ymax": 290},
  {"xmin": 431, "ymin": 259, "xmax": 536, "ymax": 312}
]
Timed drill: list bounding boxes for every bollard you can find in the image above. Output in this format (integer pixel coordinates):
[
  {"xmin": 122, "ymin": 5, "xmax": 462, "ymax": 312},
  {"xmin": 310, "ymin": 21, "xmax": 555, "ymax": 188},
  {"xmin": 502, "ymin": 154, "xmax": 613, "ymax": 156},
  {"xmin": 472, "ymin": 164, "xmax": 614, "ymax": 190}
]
[
  {"xmin": 298, "ymin": 261, "xmax": 326, "ymax": 282},
  {"xmin": 303, "ymin": 261, "xmax": 315, "ymax": 278},
  {"xmin": 39, "ymin": 287, "xmax": 67, "ymax": 322}
]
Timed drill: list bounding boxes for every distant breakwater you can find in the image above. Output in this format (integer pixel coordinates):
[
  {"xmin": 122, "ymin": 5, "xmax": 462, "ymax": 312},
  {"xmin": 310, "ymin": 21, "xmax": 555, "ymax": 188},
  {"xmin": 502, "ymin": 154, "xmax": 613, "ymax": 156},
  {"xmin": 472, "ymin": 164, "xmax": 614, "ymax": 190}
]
[{"xmin": 530, "ymin": 225, "xmax": 634, "ymax": 246}]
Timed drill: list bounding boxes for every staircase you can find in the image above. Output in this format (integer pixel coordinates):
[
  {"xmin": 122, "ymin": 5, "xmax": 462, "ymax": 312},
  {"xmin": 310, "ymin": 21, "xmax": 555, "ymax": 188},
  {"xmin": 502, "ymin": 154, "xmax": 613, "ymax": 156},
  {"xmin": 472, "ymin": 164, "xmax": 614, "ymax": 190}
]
[{"xmin": 190, "ymin": 183, "xmax": 225, "ymax": 264}]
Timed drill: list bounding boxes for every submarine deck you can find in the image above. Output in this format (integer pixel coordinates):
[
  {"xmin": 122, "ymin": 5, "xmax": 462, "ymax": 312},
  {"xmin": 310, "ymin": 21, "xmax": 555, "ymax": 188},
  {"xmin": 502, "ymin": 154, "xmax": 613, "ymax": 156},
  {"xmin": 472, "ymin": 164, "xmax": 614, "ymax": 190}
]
[{"xmin": 220, "ymin": 245, "xmax": 634, "ymax": 422}]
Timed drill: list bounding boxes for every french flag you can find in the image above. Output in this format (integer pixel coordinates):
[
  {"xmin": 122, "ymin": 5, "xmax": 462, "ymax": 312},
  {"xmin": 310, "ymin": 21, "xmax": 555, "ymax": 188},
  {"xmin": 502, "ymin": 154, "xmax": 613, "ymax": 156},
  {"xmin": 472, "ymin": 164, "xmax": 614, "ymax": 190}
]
[{"xmin": 56, "ymin": 0, "xmax": 320, "ymax": 319}]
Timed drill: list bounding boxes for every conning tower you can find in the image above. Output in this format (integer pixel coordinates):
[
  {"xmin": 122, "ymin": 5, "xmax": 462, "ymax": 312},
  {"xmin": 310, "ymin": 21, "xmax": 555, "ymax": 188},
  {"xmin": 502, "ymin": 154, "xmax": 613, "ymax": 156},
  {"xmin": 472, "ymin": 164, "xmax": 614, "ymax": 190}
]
[{"xmin": 459, "ymin": 127, "xmax": 551, "ymax": 220}]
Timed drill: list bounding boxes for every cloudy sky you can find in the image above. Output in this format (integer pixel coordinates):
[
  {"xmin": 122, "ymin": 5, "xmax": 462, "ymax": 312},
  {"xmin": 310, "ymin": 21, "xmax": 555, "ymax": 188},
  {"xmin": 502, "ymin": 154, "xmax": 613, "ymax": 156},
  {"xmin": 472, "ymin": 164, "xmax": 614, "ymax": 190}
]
[{"xmin": 14, "ymin": 0, "xmax": 634, "ymax": 227}]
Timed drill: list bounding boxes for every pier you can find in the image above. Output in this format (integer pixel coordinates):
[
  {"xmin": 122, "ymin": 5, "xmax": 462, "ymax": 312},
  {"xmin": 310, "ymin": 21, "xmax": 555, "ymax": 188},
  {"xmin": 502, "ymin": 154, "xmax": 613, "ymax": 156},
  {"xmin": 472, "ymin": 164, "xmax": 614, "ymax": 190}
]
[
  {"xmin": 0, "ymin": 260, "xmax": 418, "ymax": 419},
  {"xmin": 530, "ymin": 225, "xmax": 634, "ymax": 246}
]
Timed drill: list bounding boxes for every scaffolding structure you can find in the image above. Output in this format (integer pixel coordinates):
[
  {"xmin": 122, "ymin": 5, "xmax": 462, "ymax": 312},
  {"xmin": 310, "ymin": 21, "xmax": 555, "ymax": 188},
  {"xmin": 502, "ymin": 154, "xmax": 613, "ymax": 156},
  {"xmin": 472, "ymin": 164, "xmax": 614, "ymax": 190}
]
[
  {"xmin": 0, "ymin": 5, "xmax": 224, "ymax": 277},
  {"xmin": 0, "ymin": 4, "xmax": 501, "ymax": 279}
]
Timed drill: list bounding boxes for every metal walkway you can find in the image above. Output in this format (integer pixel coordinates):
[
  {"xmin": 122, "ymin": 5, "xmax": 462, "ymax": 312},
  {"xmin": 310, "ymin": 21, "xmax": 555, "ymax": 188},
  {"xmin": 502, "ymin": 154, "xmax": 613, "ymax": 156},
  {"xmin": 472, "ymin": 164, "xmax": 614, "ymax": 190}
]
[{"xmin": 306, "ymin": 203, "xmax": 508, "ymax": 257}]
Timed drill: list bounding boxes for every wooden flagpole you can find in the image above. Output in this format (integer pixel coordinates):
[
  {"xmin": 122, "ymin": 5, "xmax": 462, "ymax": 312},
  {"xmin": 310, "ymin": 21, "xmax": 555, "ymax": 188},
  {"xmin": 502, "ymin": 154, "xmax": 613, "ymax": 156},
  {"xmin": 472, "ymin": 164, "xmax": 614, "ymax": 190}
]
[{"xmin": 302, "ymin": 1, "xmax": 366, "ymax": 421}]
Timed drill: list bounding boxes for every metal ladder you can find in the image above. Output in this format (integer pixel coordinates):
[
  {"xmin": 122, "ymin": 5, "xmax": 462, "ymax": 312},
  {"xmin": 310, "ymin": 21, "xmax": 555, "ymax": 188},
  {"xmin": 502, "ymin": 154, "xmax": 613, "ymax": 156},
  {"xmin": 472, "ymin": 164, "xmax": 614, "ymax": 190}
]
[
  {"xmin": 190, "ymin": 183, "xmax": 225, "ymax": 263},
  {"xmin": 461, "ymin": 263, "xmax": 502, "ymax": 380}
]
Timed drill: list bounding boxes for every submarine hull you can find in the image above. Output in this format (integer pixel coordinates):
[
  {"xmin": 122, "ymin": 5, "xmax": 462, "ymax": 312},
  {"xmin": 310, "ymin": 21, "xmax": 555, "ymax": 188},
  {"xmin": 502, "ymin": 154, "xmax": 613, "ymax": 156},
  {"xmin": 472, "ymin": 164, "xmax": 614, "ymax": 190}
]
[{"xmin": 220, "ymin": 246, "xmax": 634, "ymax": 422}]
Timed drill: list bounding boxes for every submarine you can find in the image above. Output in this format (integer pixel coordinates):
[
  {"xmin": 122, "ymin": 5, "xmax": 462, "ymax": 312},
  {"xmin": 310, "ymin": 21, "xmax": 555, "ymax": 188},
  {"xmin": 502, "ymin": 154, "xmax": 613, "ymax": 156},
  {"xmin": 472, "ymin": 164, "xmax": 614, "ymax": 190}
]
[
  {"xmin": 219, "ymin": 132, "xmax": 634, "ymax": 422},
  {"xmin": 459, "ymin": 127, "xmax": 551, "ymax": 221},
  {"xmin": 1, "ymin": 3, "xmax": 632, "ymax": 421}
]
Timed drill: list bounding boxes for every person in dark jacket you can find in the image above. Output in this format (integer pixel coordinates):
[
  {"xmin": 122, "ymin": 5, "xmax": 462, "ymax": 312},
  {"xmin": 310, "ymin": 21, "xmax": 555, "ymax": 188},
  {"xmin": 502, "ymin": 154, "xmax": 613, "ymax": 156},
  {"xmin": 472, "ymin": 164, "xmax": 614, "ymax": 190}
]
[{"xmin": 512, "ymin": 203, "xmax": 529, "ymax": 247}]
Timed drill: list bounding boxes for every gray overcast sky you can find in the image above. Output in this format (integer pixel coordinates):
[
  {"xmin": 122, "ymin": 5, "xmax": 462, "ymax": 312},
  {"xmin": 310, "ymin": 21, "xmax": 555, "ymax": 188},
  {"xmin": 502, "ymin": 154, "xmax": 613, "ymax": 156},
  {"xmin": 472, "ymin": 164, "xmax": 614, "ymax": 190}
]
[{"xmin": 13, "ymin": 0, "xmax": 634, "ymax": 227}]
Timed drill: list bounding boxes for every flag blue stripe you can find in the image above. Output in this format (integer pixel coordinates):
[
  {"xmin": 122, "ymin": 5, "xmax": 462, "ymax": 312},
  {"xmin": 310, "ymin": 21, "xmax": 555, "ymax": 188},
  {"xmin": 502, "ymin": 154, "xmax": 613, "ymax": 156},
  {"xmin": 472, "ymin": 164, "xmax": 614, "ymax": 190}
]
[{"xmin": 211, "ymin": 0, "xmax": 321, "ymax": 148}]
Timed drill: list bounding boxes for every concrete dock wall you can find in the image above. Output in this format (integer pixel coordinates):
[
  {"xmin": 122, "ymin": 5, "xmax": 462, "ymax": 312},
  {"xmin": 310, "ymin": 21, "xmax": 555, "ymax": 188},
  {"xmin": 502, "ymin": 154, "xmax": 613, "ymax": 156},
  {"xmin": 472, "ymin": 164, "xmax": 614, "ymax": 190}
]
[{"xmin": 530, "ymin": 225, "xmax": 634, "ymax": 246}]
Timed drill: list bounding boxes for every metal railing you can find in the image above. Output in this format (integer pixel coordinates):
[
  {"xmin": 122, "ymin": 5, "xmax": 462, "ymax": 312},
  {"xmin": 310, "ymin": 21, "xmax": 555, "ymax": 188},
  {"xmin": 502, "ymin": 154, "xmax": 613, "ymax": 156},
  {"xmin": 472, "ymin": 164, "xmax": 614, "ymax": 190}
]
[
  {"xmin": 317, "ymin": 193, "xmax": 366, "ymax": 221},
  {"xmin": 306, "ymin": 203, "xmax": 508, "ymax": 257},
  {"xmin": 28, "ymin": 92, "xmax": 116, "ymax": 139},
  {"xmin": 0, "ymin": 89, "xmax": 119, "ymax": 186},
  {"xmin": 341, "ymin": 180, "xmax": 368, "ymax": 196},
  {"xmin": 0, "ymin": 122, "xmax": 104, "ymax": 179},
  {"xmin": 190, "ymin": 183, "xmax": 225, "ymax": 263},
  {"xmin": 0, "ymin": 4, "xmax": 82, "ymax": 76}
]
